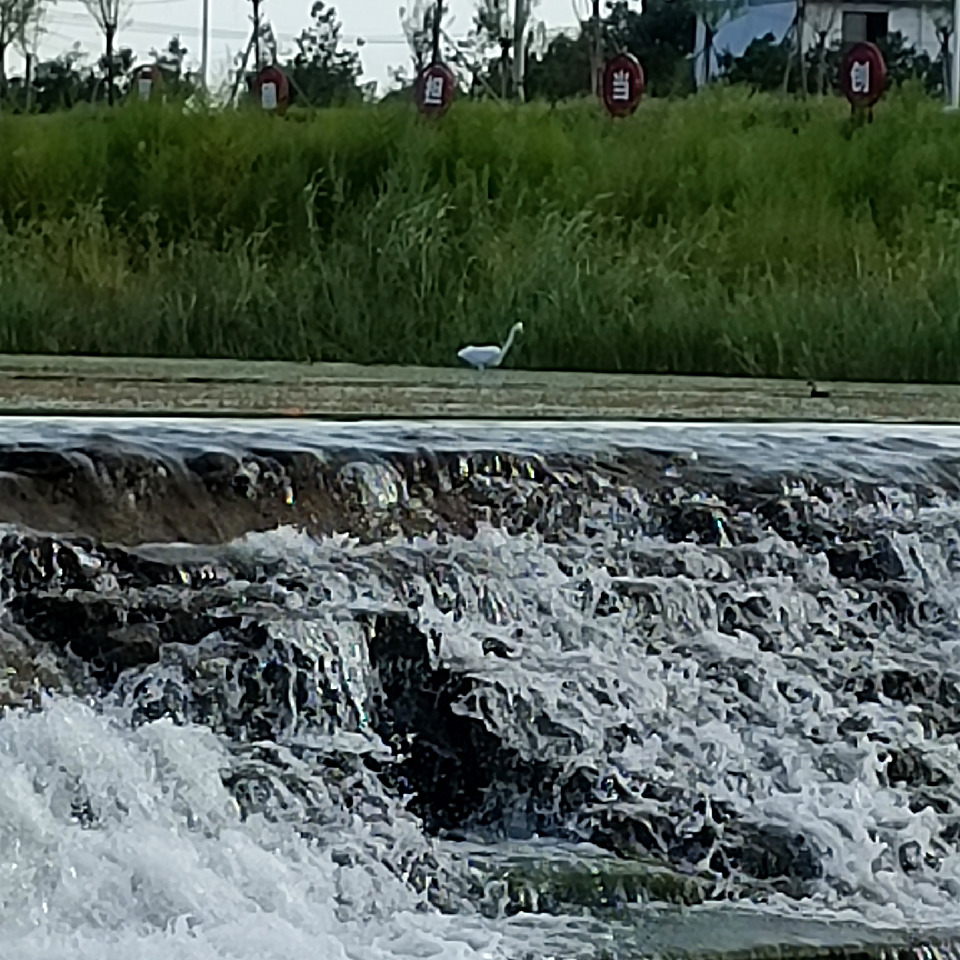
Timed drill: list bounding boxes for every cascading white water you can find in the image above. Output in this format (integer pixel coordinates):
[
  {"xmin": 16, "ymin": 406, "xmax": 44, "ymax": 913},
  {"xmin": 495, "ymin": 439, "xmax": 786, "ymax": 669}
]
[
  {"xmin": 0, "ymin": 696, "xmax": 520, "ymax": 960},
  {"xmin": 4, "ymin": 422, "xmax": 960, "ymax": 959}
]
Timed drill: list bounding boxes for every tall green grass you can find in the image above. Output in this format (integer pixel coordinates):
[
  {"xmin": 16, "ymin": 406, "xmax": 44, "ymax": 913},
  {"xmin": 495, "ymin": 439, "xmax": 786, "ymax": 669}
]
[{"xmin": 4, "ymin": 90, "xmax": 960, "ymax": 380}]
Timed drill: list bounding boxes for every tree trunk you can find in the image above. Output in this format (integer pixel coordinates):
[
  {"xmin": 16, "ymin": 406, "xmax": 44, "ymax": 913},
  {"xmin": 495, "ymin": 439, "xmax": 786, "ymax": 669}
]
[
  {"xmin": 499, "ymin": 37, "xmax": 509, "ymax": 99},
  {"xmin": 431, "ymin": 0, "xmax": 442, "ymax": 65},
  {"xmin": 590, "ymin": 0, "xmax": 601, "ymax": 97},
  {"xmin": 941, "ymin": 28, "xmax": 952, "ymax": 101},
  {"xmin": 0, "ymin": 36, "xmax": 7, "ymax": 109},
  {"xmin": 24, "ymin": 50, "xmax": 32, "ymax": 110},
  {"xmin": 253, "ymin": 0, "xmax": 261, "ymax": 69},
  {"xmin": 229, "ymin": 29, "xmax": 255, "ymax": 105},
  {"xmin": 816, "ymin": 34, "xmax": 827, "ymax": 94},
  {"xmin": 782, "ymin": 13, "xmax": 797, "ymax": 93},
  {"xmin": 106, "ymin": 23, "xmax": 115, "ymax": 105}
]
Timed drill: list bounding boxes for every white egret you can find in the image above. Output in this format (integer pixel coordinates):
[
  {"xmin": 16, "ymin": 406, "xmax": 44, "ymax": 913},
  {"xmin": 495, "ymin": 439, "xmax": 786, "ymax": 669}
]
[{"xmin": 457, "ymin": 322, "xmax": 524, "ymax": 370}]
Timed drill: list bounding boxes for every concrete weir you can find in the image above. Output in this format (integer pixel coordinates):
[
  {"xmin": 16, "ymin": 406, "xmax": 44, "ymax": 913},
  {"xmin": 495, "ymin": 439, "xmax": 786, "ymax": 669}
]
[
  {"xmin": 4, "ymin": 357, "xmax": 960, "ymax": 960},
  {"xmin": 1, "ymin": 354, "xmax": 960, "ymax": 420}
]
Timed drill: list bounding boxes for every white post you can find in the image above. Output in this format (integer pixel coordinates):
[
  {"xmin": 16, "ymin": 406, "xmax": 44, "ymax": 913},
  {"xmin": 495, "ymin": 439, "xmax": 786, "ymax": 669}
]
[
  {"xmin": 201, "ymin": 0, "xmax": 210, "ymax": 91},
  {"xmin": 512, "ymin": 0, "xmax": 527, "ymax": 101},
  {"xmin": 953, "ymin": 0, "xmax": 960, "ymax": 107},
  {"xmin": 694, "ymin": 15, "xmax": 707, "ymax": 89}
]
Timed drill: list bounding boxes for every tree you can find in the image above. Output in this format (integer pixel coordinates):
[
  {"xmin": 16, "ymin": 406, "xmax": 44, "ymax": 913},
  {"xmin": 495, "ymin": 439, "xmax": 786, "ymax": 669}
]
[
  {"xmin": 12, "ymin": 0, "xmax": 49, "ymax": 108},
  {"xmin": 31, "ymin": 45, "xmax": 95, "ymax": 110},
  {"xmin": 0, "ymin": 0, "xmax": 45, "ymax": 102},
  {"xmin": 95, "ymin": 42, "xmax": 135, "ymax": 101},
  {"xmin": 717, "ymin": 32, "xmax": 790, "ymax": 89},
  {"xmin": 525, "ymin": 32, "xmax": 592, "ymax": 101},
  {"xmin": 719, "ymin": 28, "xmax": 936, "ymax": 96},
  {"xmin": 803, "ymin": 0, "xmax": 839, "ymax": 94},
  {"xmin": 151, "ymin": 34, "xmax": 187, "ymax": 79},
  {"xmin": 400, "ymin": 0, "xmax": 439, "ymax": 75},
  {"xmin": 81, "ymin": 0, "xmax": 132, "ymax": 105},
  {"xmin": 148, "ymin": 34, "xmax": 200, "ymax": 99},
  {"xmin": 524, "ymin": 0, "xmax": 697, "ymax": 102},
  {"xmin": 286, "ymin": 1, "xmax": 361, "ymax": 105},
  {"xmin": 469, "ymin": 0, "xmax": 537, "ymax": 99},
  {"xmin": 473, "ymin": 0, "xmax": 512, "ymax": 97},
  {"xmin": 932, "ymin": 14, "xmax": 952, "ymax": 99},
  {"xmin": 817, "ymin": 30, "xmax": 932, "ymax": 93},
  {"xmin": 605, "ymin": 0, "xmax": 697, "ymax": 97}
]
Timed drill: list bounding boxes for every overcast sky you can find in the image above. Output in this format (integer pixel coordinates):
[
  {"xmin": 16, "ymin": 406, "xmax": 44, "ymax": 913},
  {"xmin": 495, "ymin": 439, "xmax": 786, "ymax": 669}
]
[{"xmin": 24, "ymin": 0, "xmax": 584, "ymax": 95}]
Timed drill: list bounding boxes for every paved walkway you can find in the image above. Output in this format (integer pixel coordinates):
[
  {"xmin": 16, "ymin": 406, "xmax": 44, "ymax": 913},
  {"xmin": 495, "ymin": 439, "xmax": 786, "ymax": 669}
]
[{"xmin": 0, "ymin": 355, "xmax": 958, "ymax": 421}]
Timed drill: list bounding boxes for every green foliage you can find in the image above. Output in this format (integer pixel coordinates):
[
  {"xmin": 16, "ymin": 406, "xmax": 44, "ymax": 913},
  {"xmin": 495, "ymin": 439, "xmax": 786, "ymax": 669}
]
[
  {"xmin": 604, "ymin": 0, "xmax": 697, "ymax": 96},
  {"xmin": 286, "ymin": 1, "xmax": 362, "ymax": 107},
  {"xmin": 720, "ymin": 30, "xmax": 942, "ymax": 97},
  {"xmin": 3, "ymin": 2, "xmax": 353, "ymax": 111},
  {"xmin": 525, "ymin": 34, "xmax": 593, "ymax": 103},
  {"xmin": 719, "ymin": 33, "xmax": 789, "ymax": 91},
  {"xmin": 2, "ymin": 37, "xmax": 200, "ymax": 112},
  {"xmin": 4, "ymin": 94, "xmax": 960, "ymax": 380},
  {"xmin": 510, "ymin": 0, "xmax": 697, "ymax": 102}
]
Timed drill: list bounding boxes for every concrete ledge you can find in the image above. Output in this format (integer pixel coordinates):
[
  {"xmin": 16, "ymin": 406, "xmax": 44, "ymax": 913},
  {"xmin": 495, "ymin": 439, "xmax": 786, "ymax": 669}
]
[{"xmin": 0, "ymin": 355, "xmax": 959, "ymax": 421}]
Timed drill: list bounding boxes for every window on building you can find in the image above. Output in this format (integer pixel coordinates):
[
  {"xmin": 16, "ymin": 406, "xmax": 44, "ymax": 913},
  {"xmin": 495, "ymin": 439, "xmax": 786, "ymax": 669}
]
[
  {"xmin": 865, "ymin": 11, "xmax": 888, "ymax": 41},
  {"xmin": 842, "ymin": 10, "xmax": 888, "ymax": 45}
]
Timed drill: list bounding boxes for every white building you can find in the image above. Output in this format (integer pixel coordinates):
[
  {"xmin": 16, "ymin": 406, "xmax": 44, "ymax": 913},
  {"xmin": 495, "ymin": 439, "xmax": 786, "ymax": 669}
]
[
  {"xmin": 800, "ymin": 0, "xmax": 950, "ymax": 60},
  {"xmin": 696, "ymin": 0, "xmax": 953, "ymax": 85}
]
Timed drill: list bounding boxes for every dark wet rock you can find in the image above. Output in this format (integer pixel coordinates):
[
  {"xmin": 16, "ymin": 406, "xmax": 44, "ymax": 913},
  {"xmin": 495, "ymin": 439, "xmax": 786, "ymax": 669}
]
[
  {"xmin": 6, "ymin": 432, "xmax": 960, "ymax": 914},
  {"xmin": 9, "ymin": 589, "xmax": 246, "ymax": 686},
  {"xmin": 656, "ymin": 500, "xmax": 734, "ymax": 546},
  {"xmin": 0, "ymin": 448, "xmax": 79, "ymax": 481},
  {"xmin": 825, "ymin": 536, "xmax": 906, "ymax": 583},
  {"xmin": 365, "ymin": 612, "xmax": 541, "ymax": 834},
  {"xmin": 0, "ymin": 623, "xmax": 64, "ymax": 710},
  {"xmin": 363, "ymin": 613, "xmax": 825, "ymax": 896},
  {"xmin": 899, "ymin": 840, "xmax": 923, "ymax": 873},
  {"xmin": 726, "ymin": 827, "xmax": 821, "ymax": 888}
]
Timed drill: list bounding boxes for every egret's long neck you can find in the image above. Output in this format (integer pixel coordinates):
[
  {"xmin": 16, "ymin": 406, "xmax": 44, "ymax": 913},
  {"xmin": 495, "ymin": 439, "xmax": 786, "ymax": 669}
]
[{"xmin": 499, "ymin": 324, "xmax": 520, "ymax": 362}]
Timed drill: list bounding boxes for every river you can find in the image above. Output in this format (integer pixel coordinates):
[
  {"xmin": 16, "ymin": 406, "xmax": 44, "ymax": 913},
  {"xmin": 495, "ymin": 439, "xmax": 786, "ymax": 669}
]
[{"xmin": 3, "ymin": 418, "xmax": 960, "ymax": 959}]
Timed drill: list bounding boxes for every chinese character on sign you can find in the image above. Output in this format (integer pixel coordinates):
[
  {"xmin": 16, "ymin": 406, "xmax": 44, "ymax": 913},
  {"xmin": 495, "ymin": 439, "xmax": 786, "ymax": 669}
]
[
  {"xmin": 849, "ymin": 60, "xmax": 870, "ymax": 95},
  {"xmin": 261, "ymin": 81, "xmax": 278, "ymax": 110},
  {"xmin": 611, "ymin": 69, "xmax": 631, "ymax": 101},
  {"xmin": 424, "ymin": 75, "xmax": 445, "ymax": 106}
]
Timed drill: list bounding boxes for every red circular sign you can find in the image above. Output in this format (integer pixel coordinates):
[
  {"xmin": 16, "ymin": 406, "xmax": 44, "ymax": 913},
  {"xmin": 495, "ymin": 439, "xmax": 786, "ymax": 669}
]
[
  {"xmin": 252, "ymin": 66, "xmax": 290, "ymax": 115},
  {"xmin": 840, "ymin": 42, "xmax": 887, "ymax": 108},
  {"xmin": 415, "ymin": 63, "xmax": 456, "ymax": 117},
  {"xmin": 602, "ymin": 53, "xmax": 644, "ymax": 118}
]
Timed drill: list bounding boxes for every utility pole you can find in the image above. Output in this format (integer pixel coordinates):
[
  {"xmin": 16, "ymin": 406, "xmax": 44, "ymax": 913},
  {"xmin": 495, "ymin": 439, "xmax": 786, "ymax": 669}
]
[
  {"xmin": 591, "ymin": 0, "xmax": 602, "ymax": 97},
  {"xmin": 797, "ymin": 0, "xmax": 808, "ymax": 96},
  {"xmin": 511, "ymin": 0, "xmax": 526, "ymax": 102},
  {"xmin": 432, "ymin": 0, "xmax": 443, "ymax": 64},
  {"xmin": 18, "ymin": 13, "xmax": 43, "ymax": 111},
  {"xmin": 200, "ymin": 0, "xmax": 210, "ymax": 91}
]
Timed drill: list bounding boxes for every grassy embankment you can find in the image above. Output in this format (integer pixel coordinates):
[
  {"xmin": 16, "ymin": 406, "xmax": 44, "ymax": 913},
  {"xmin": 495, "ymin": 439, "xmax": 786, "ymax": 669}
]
[{"xmin": 3, "ymin": 90, "xmax": 960, "ymax": 380}]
